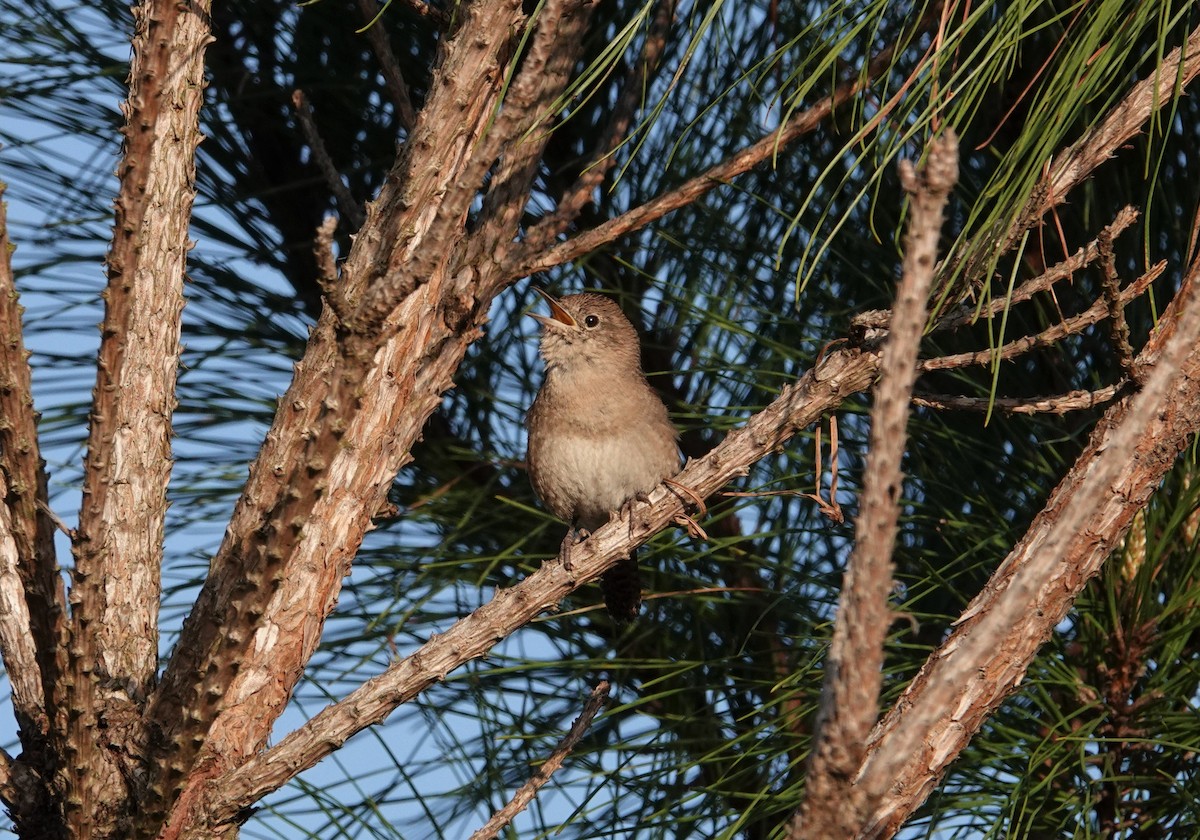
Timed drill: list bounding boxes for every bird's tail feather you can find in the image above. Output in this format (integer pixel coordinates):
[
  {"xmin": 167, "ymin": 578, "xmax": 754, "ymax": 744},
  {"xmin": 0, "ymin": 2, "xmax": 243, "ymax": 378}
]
[{"xmin": 601, "ymin": 554, "xmax": 641, "ymax": 623}]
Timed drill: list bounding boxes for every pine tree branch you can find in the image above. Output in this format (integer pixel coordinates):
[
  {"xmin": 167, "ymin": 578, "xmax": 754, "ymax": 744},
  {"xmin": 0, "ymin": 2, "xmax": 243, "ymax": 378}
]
[
  {"xmin": 463, "ymin": 0, "xmax": 597, "ymax": 270},
  {"xmin": 962, "ymin": 21, "xmax": 1200, "ymax": 283},
  {"xmin": 793, "ymin": 130, "xmax": 958, "ymax": 839},
  {"xmin": 201, "ymin": 342, "xmax": 882, "ymax": 824},
  {"xmin": 917, "ymin": 260, "xmax": 1165, "ymax": 372},
  {"xmin": 855, "ymin": 254, "xmax": 1200, "ymax": 838},
  {"xmin": 0, "ymin": 185, "xmax": 62, "ymax": 774},
  {"xmin": 1017, "ymin": 21, "xmax": 1200, "ymax": 243},
  {"xmin": 912, "ymin": 384, "xmax": 1123, "ymax": 415},
  {"xmin": 501, "ymin": 28, "xmax": 913, "ymax": 282},
  {"xmin": 468, "ymin": 680, "xmax": 611, "ymax": 840},
  {"xmin": 0, "ymin": 471, "xmax": 45, "ymax": 754},
  {"xmin": 61, "ymin": 0, "xmax": 211, "ymax": 832},
  {"xmin": 853, "ymin": 205, "xmax": 1141, "ymax": 338},
  {"xmin": 520, "ymin": 0, "xmax": 678, "ymax": 251}
]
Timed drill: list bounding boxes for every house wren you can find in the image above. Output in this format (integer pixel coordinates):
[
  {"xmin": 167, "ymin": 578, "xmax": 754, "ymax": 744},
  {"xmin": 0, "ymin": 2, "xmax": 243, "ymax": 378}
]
[{"xmin": 525, "ymin": 289, "xmax": 679, "ymax": 621}]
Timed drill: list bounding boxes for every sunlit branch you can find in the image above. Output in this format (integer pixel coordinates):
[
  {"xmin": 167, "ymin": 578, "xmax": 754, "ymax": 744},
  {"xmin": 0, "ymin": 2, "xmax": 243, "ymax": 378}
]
[
  {"xmin": 468, "ymin": 680, "xmax": 611, "ymax": 840},
  {"xmin": 913, "ymin": 384, "xmax": 1123, "ymax": 415},
  {"xmin": 856, "ymin": 255, "xmax": 1200, "ymax": 838},
  {"xmin": 791, "ymin": 130, "xmax": 958, "ymax": 839},
  {"xmin": 918, "ymin": 261, "xmax": 1165, "ymax": 372}
]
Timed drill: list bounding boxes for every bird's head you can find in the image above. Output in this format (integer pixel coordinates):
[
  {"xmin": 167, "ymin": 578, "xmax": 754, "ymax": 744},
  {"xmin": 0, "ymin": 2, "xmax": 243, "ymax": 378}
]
[{"xmin": 529, "ymin": 289, "xmax": 641, "ymax": 373}]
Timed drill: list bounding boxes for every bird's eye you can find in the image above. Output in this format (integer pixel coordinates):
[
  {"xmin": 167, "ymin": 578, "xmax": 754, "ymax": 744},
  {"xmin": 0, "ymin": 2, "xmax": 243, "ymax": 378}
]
[{"xmin": 583, "ymin": 314, "xmax": 600, "ymax": 329}]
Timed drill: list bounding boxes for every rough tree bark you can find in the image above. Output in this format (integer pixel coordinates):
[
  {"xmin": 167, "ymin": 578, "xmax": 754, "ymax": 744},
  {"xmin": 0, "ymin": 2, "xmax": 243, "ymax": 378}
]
[
  {"xmin": 0, "ymin": 2, "xmax": 1198, "ymax": 839},
  {"xmin": 793, "ymin": 130, "xmax": 959, "ymax": 839}
]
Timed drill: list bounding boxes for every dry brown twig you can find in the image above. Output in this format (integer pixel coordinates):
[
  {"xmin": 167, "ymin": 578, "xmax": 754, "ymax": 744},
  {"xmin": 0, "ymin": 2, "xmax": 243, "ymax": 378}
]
[
  {"xmin": 789, "ymin": 129, "xmax": 959, "ymax": 839},
  {"xmin": 918, "ymin": 259, "xmax": 1165, "ymax": 373},
  {"xmin": 292, "ymin": 89, "xmax": 366, "ymax": 229},
  {"xmin": 912, "ymin": 384, "xmax": 1123, "ymax": 415},
  {"xmin": 804, "ymin": 416, "xmax": 844, "ymax": 524},
  {"xmin": 357, "ymin": 0, "xmax": 420, "ymax": 132},
  {"xmin": 468, "ymin": 681, "xmax": 611, "ymax": 840},
  {"xmin": 853, "ymin": 205, "xmax": 1158, "ymax": 417}
]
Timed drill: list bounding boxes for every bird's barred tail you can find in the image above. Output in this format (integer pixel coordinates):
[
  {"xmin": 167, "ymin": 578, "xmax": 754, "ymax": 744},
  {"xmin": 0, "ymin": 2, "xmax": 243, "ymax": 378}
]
[{"xmin": 601, "ymin": 554, "xmax": 642, "ymax": 623}]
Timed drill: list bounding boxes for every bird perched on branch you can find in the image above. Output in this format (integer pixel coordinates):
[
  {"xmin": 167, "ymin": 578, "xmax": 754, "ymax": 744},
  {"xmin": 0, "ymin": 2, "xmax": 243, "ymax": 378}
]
[{"xmin": 525, "ymin": 289, "xmax": 679, "ymax": 622}]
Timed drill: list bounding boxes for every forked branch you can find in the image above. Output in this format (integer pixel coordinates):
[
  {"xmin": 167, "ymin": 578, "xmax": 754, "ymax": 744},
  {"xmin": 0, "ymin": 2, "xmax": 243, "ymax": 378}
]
[
  {"xmin": 791, "ymin": 130, "xmax": 959, "ymax": 839},
  {"xmin": 856, "ymin": 256, "xmax": 1200, "ymax": 838}
]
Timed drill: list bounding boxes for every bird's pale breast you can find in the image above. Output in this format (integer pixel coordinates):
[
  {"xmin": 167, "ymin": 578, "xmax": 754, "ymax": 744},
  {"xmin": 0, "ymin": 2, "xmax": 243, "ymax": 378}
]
[{"xmin": 530, "ymin": 424, "xmax": 677, "ymax": 530}]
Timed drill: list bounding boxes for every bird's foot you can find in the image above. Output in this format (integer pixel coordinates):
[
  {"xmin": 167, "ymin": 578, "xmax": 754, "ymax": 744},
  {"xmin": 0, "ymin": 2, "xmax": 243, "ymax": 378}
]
[
  {"xmin": 560, "ymin": 527, "xmax": 589, "ymax": 572},
  {"xmin": 618, "ymin": 493, "xmax": 656, "ymax": 540}
]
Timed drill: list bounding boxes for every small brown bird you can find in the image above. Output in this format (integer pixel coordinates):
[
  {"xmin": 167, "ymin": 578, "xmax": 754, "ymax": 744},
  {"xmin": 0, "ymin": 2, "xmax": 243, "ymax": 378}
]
[{"xmin": 525, "ymin": 289, "xmax": 679, "ymax": 621}]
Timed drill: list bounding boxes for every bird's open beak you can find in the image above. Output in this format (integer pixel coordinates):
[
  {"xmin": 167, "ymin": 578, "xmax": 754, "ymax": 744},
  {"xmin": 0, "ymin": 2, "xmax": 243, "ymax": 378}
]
[{"xmin": 529, "ymin": 287, "xmax": 577, "ymax": 329}]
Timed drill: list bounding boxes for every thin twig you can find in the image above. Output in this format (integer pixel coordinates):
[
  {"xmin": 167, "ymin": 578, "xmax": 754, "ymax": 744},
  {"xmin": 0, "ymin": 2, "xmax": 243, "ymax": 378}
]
[
  {"xmin": 291, "ymin": 89, "xmax": 366, "ymax": 229},
  {"xmin": 1097, "ymin": 227, "xmax": 1137, "ymax": 381},
  {"xmin": 918, "ymin": 260, "xmax": 1165, "ymax": 372},
  {"xmin": 523, "ymin": 0, "xmax": 678, "ymax": 250},
  {"xmin": 913, "ymin": 384, "xmax": 1123, "ymax": 415},
  {"xmin": 851, "ymin": 205, "xmax": 1140, "ymax": 338},
  {"xmin": 357, "ymin": 0, "xmax": 419, "ymax": 132},
  {"xmin": 35, "ymin": 500, "xmax": 75, "ymax": 542},
  {"xmin": 503, "ymin": 25, "xmax": 918, "ymax": 281},
  {"xmin": 941, "ymin": 206, "xmax": 1139, "ymax": 332},
  {"xmin": 468, "ymin": 681, "xmax": 611, "ymax": 840},
  {"xmin": 791, "ymin": 130, "xmax": 959, "ymax": 839}
]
